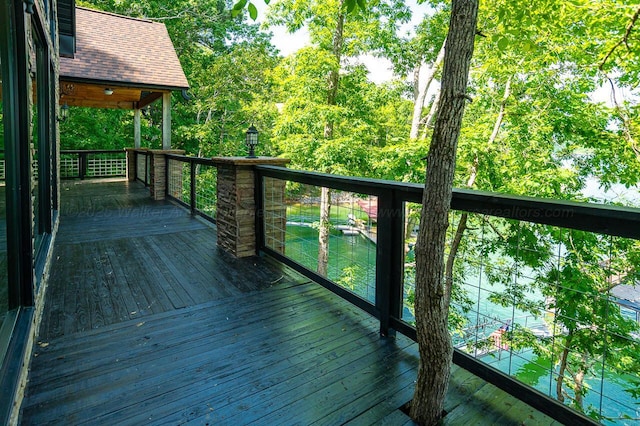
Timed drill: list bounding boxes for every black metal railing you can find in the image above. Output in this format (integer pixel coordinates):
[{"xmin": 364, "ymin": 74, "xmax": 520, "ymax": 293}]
[
  {"xmin": 165, "ymin": 154, "xmax": 217, "ymax": 222},
  {"xmin": 60, "ymin": 150, "xmax": 126, "ymax": 180},
  {"xmin": 255, "ymin": 165, "xmax": 640, "ymax": 426}
]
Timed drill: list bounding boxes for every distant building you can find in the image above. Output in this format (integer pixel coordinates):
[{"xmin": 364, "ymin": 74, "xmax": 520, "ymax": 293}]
[{"xmin": 611, "ymin": 283, "xmax": 640, "ymax": 324}]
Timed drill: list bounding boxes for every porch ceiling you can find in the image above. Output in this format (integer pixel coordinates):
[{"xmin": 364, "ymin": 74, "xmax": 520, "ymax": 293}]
[{"xmin": 59, "ymin": 80, "xmax": 164, "ymax": 109}]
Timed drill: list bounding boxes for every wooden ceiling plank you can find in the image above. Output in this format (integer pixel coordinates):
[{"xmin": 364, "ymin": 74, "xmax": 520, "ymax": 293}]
[{"xmin": 64, "ymin": 99, "xmax": 136, "ymax": 109}]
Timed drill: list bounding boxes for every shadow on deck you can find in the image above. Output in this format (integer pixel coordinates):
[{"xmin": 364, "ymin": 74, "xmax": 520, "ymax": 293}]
[{"xmin": 20, "ymin": 179, "xmax": 560, "ymax": 425}]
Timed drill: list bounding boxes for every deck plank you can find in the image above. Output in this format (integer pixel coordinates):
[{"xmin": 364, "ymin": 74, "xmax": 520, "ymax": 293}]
[
  {"xmin": 21, "ymin": 179, "xmax": 563, "ymax": 425},
  {"xmin": 37, "ymin": 180, "xmax": 303, "ymax": 341}
]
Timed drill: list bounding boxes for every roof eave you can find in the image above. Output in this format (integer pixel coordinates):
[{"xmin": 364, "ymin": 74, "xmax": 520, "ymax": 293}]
[{"xmin": 59, "ymin": 75, "xmax": 189, "ymax": 92}]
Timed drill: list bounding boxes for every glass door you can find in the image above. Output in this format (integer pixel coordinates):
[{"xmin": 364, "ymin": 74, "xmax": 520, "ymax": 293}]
[{"xmin": 0, "ymin": 57, "xmax": 6, "ymax": 332}]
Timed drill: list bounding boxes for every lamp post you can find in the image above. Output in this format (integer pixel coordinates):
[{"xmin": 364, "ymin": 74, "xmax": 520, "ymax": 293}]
[{"xmin": 246, "ymin": 125, "xmax": 258, "ymax": 158}]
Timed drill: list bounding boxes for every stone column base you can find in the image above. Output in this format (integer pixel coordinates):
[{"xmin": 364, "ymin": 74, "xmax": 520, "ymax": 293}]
[{"xmin": 212, "ymin": 157, "xmax": 290, "ymax": 258}]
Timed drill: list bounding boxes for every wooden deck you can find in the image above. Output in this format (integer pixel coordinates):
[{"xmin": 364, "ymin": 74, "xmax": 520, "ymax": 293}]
[{"xmin": 20, "ymin": 179, "xmax": 561, "ymax": 425}]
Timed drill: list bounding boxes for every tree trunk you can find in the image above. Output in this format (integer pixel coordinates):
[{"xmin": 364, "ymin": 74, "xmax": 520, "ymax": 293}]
[
  {"xmin": 317, "ymin": 186, "xmax": 331, "ymax": 276},
  {"xmin": 412, "ymin": 65, "xmax": 421, "ymax": 103},
  {"xmin": 556, "ymin": 332, "xmax": 573, "ymax": 403},
  {"xmin": 574, "ymin": 363, "xmax": 585, "ymax": 410},
  {"xmin": 410, "ymin": 39, "xmax": 446, "ymax": 140},
  {"xmin": 318, "ymin": 2, "xmax": 345, "ymax": 275},
  {"xmin": 324, "ymin": 3, "xmax": 345, "ymax": 140},
  {"xmin": 422, "ymin": 92, "xmax": 440, "ymax": 133},
  {"xmin": 410, "ymin": 1, "xmax": 479, "ymax": 424},
  {"xmin": 443, "ymin": 76, "xmax": 511, "ymax": 284},
  {"xmin": 444, "ymin": 213, "xmax": 467, "ymax": 305},
  {"xmin": 489, "ymin": 76, "xmax": 511, "ymax": 144}
]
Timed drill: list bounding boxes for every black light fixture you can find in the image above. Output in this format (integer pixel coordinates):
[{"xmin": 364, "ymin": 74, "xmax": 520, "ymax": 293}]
[
  {"xmin": 24, "ymin": 0, "xmax": 35, "ymax": 14},
  {"xmin": 58, "ymin": 103, "xmax": 69, "ymax": 122},
  {"xmin": 245, "ymin": 125, "xmax": 258, "ymax": 158}
]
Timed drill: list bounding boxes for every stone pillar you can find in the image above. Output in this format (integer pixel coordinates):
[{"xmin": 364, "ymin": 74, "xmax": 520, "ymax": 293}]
[
  {"xmin": 148, "ymin": 149, "xmax": 185, "ymax": 200},
  {"xmin": 212, "ymin": 157, "xmax": 289, "ymax": 258}
]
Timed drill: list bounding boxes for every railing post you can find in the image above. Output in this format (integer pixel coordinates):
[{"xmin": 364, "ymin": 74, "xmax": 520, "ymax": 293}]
[
  {"xmin": 125, "ymin": 148, "xmax": 138, "ymax": 182},
  {"xmin": 375, "ymin": 189, "xmax": 405, "ymax": 337},
  {"xmin": 78, "ymin": 152, "xmax": 87, "ymax": 180},
  {"xmin": 145, "ymin": 153, "xmax": 150, "ymax": 186},
  {"xmin": 254, "ymin": 168, "xmax": 265, "ymax": 253}
]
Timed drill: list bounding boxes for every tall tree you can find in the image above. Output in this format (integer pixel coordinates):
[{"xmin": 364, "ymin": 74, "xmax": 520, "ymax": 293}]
[
  {"xmin": 410, "ymin": 0, "xmax": 479, "ymax": 424},
  {"xmin": 266, "ymin": 0, "xmax": 411, "ymax": 275}
]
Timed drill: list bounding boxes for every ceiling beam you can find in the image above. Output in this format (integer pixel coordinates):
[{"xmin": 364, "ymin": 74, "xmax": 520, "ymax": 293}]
[
  {"xmin": 136, "ymin": 91, "xmax": 164, "ymax": 109},
  {"xmin": 63, "ymin": 99, "xmax": 136, "ymax": 109}
]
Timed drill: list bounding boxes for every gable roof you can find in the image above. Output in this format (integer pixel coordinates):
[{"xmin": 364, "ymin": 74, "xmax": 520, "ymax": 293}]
[{"xmin": 60, "ymin": 7, "xmax": 189, "ymax": 91}]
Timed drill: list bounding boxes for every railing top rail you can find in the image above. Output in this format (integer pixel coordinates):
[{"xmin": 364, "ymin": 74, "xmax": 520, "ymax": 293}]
[
  {"xmin": 256, "ymin": 165, "xmax": 640, "ymax": 240},
  {"xmin": 256, "ymin": 165, "xmax": 423, "ymax": 196},
  {"xmin": 165, "ymin": 153, "xmax": 219, "ymax": 167},
  {"xmin": 60, "ymin": 149, "xmax": 126, "ymax": 155}
]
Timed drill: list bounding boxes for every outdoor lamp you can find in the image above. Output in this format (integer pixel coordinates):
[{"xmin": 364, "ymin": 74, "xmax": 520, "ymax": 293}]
[
  {"xmin": 58, "ymin": 103, "xmax": 69, "ymax": 122},
  {"xmin": 246, "ymin": 125, "xmax": 258, "ymax": 158},
  {"xmin": 104, "ymin": 88, "xmax": 114, "ymax": 95},
  {"xmin": 24, "ymin": 0, "xmax": 35, "ymax": 14}
]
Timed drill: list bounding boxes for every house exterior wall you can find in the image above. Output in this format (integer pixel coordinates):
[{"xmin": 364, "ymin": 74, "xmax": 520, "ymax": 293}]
[{"xmin": 0, "ymin": 0, "xmax": 60, "ymax": 423}]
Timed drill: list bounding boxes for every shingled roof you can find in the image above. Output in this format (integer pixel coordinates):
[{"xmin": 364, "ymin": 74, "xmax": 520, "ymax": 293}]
[{"xmin": 60, "ymin": 7, "xmax": 188, "ymax": 91}]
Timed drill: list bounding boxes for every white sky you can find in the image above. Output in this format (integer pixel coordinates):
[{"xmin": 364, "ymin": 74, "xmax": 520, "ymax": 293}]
[{"xmin": 253, "ymin": 0, "xmax": 432, "ymax": 84}]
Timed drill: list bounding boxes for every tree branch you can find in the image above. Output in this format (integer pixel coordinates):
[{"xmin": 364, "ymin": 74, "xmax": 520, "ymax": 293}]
[{"xmin": 599, "ymin": 5, "xmax": 640, "ymax": 71}]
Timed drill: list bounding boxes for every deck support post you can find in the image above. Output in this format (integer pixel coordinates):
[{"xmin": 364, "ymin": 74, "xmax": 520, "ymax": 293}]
[
  {"xmin": 133, "ymin": 109, "xmax": 141, "ymax": 149},
  {"xmin": 212, "ymin": 157, "xmax": 289, "ymax": 258},
  {"xmin": 162, "ymin": 92, "xmax": 171, "ymax": 150}
]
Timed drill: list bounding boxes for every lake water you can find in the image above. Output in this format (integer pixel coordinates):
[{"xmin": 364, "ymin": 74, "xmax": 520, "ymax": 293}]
[{"xmin": 284, "ymin": 224, "xmax": 377, "ymax": 302}]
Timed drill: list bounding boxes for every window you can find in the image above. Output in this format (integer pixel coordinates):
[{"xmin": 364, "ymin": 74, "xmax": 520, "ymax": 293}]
[{"xmin": 32, "ymin": 24, "xmax": 53, "ymax": 278}]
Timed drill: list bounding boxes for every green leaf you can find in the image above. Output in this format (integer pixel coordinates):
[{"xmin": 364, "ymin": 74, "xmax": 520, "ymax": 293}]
[
  {"xmin": 497, "ymin": 37, "xmax": 509, "ymax": 51},
  {"xmin": 356, "ymin": 0, "xmax": 367, "ymax": 12},
  {"xmin": 345, "ymin": 0, "xmax": 357, "ymax": 13},
  {"xmin": 248, "ymin": 3, "xmax": 258, "ymax": 21},
  {"xmin": 232, "ymin": 0, "xmax": 247, "ymax": 11}
]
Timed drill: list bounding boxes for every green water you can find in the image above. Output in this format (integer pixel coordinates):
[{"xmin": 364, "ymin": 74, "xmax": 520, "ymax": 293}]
[
  {"xmin": 284, "ymin": 224, "xmax": 377, "ymax": 302},
  {"xmin": 484, "ymin": 350, "xmax": 639, "ymax": 424}
]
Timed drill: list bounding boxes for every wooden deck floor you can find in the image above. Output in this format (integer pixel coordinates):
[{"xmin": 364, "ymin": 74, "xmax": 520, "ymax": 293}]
[{"xmin": 20, "ymin": 179, "xmax": 561, "ymax": 425}]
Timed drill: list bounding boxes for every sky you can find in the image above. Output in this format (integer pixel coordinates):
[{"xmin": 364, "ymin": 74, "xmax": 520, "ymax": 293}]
[{"xmin": 252, "ymin": 0, "xmax": 432, "ymax": 84}]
